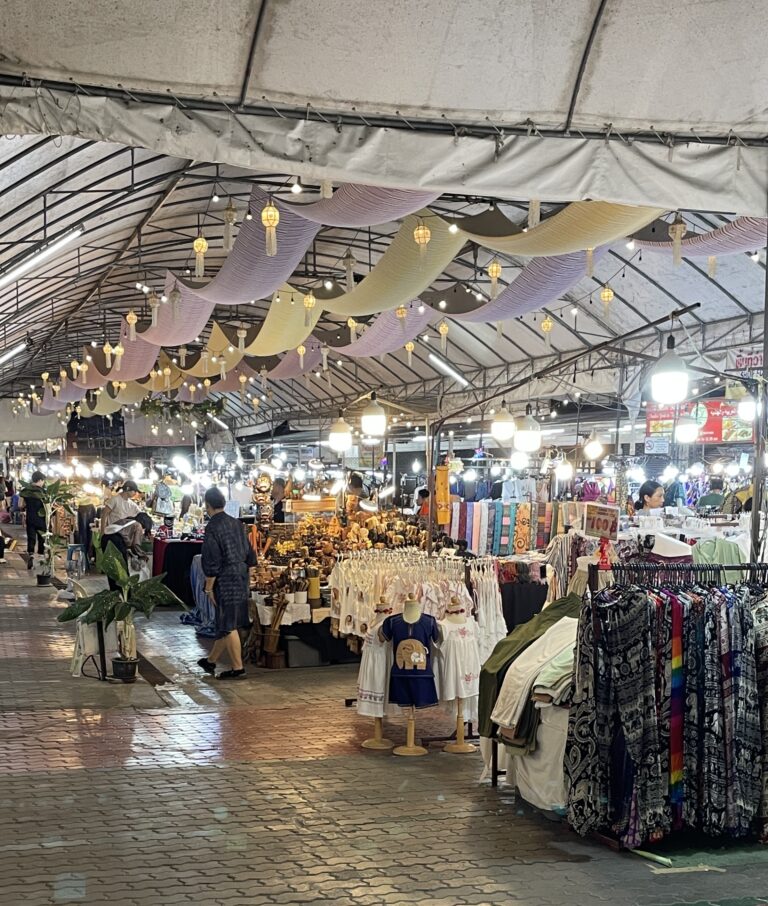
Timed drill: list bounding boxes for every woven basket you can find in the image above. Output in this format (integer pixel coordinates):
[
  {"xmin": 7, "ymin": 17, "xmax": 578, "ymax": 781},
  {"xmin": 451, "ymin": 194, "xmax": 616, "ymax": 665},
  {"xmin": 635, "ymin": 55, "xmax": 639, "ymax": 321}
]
[{"xmin": 263, "ymin": 626, "xmax": 281, "ymax": 654}]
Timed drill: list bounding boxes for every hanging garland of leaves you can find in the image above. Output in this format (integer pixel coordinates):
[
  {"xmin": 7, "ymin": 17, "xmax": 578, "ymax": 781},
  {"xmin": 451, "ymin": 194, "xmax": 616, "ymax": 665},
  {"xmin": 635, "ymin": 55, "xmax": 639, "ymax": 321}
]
[{"xmin": 139, "ymin": 398, "xmax": 225, "ymax": 423}]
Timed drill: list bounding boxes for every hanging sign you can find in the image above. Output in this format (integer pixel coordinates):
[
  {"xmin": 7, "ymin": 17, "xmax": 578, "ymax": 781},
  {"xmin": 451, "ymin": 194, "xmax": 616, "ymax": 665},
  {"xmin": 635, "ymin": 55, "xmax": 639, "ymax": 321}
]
[
  {"xmin": 584, "ymin": 503, "xmax": 619, "ymax": 542},
  {"xmin": 435, "ymin": 464, "xmax": 451, "ymax": 526},
  {"xmin": 646, "ymin": 401, "xmax": 754, "ymax": 444},
  {"xmin": 644, "ymin": 436, "xmax": 670, "ymax": 454},
  {"xmin": 725, "ymin": 347, "xmax": 762, "ymax": 400}
]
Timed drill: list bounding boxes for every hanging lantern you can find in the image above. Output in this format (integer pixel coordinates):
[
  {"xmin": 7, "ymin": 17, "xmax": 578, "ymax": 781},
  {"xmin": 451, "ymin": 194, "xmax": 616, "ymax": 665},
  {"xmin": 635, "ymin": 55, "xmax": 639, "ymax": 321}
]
[
  {"xmin": 189, "ymin": 382, "xmax": 196, "ymax": 398},
  {"xmin": 201, "ymin": 350, "xmax": 209, "ymax": 375},
  {"xmin": 168, "ymin": 283, "xmax": 181, "ymax": 320},
  {"xmin": 297, "ymin": 344, "xmax": 306, "ymax": 369},
  {"xmin": 193, "ymin": 234, "xmax": 208, "ymax": 278},
  {"xmin": 148, "ymin": 291, "xmax": 161, "ymax": 328},
  {"xmin": 79, "ymin": 362, "xmax": 89, "ymax": 380},
  {"xmin": 120, "ymin": 382, "xmax": 127, "ymax": 391},
  {"xmin": 327, "ymin": 368, "xmax": 333, "ymax": 389},
  {"xmin": 321, "ymin": 345, "xmax": 329, "ymax": 372},
  {"xmin": 585, "ymin": 247, "xmax": 594, "ymax": 279},
  {"xmin": 707, "ymin": 255, "xmax": 717, "ymax": 278},
  {"xmin": 541, "ymin": 313, "xmax": 554, "ymax": 349},
  {"xmin": 238, "ymin": 373, "xmax": 248, "ymax": 401},
  {"xmin": 203, "ymin": 378, "xmax": 211, "ymax": 394},
  {"xmin": 60, "ymin": 368, "xmax": 68, "ymax": 388},
  {"xmin": 343, "ymin": 249, "xmax": 356, "ymax": 292},
  {"xmin": 236, "ymin": 327, "xmax": 247, "ymax": 352},
  {"xmin": 163, "ymin": 366, "xmax": 171, "ymax": 390},
  {"xmin": 395, "ymin": 305, "xmax": 408, "ymax": 332},
  {"xmin": 70, "ymin": 359, "xmax": 80, "ymax": 379},
  {"xmin": 261, "ymin": 198, "xmax": 279, "ymax": 257},
  {"xmin": 347, "ymin": 317, "xmax": 357, "ymax": 342},
  {"xmin": 303, "ymin": 291, "xmax": 316, "ymax": 327},
  {"xmin": 52, "ymin": 383, "xmax": 60, "ymax": 398},
  {"xmin": 252, "ymin": 396, "xmax": 260, "ymax": 412},
  {"xmin": 528, "ymin": 199, "xmax": 541, "ymax": 229},
  {"xmin": 405, "ymin": 340, "xmax": 415, "ymax": 367},
  {"xmin": 260, "ymin": 365, "xmax": 268, "ymax": 389},
  {"xmin": 126, "ymin": 309, "xmax": 138, "ymax": 341},
  {"xmin": 413, "ymin": 218, "xmax": 431, "ymax": 256},
  {"xmin": 41, "ymin": 371, "xmax": 49, "ymax": 386},
  {"xmin": 112, "ymin": 380, "xmax": 120, "ymax": 392},
  {"xmin": 179, "ymin": 345, "xmax": 188, "ymax": 368},
  {"xmin": 223, "ymin": 200, "xmax": 237, "ymax": 252},
  {"xmin": 438, "ymin": 320, "xmax": 449, "ymax": 354},
  {"xmin": 668, "ymin": 213, "xmax": 687, "ymax": 266},
  {"xmin": 320, "ymin": 179, "xmax": 333, "ymax": 199},
  {"xmin": 102, "ymin": 340, "xmax": 113, "ymax": 369},
  {"xmin": 113, "ymin": 342, "xmax": 124, "ymax": 372},
  {"xmin": 220, "ymin": 359, "xmax": 227, "ymax": 380},
  {"xmin": 600, "ymin": 284, "xmax": 614, "ymax": 304},
  {"xmin": 487, "ymin": 258, "xmax": 502, "ymax": 299}
]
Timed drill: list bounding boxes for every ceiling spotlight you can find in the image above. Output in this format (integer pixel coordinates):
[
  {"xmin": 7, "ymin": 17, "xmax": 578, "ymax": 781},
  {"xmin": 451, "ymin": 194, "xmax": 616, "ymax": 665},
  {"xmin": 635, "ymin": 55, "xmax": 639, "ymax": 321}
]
[
  {"xmin": 291, "ymin": 177, "xmax": 303, "ymax": 194},
  {"xmin": 323, "ymin": 279, "xmax": 334, "ymax": 290},
  {"xmin": 245, "ymin": 211, "xmax": 253, "ymax": 221},
  {"xmin": 438, "ymin": 299, "xmax": 447, "ymax": 310}
]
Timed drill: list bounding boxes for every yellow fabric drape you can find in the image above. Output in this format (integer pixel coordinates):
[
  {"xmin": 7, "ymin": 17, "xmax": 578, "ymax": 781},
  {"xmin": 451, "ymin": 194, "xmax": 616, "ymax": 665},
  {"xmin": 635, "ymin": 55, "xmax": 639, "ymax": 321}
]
[
  {"xmin": 181, "ymin": 324, "xmax": 246, "ymax": 377},
  {"xmin": 322, "ymin": 211, "xmax": 465, "ymax": 318},
  {"xmin": 243, "ymin": 283, "xmax": 322, "ymax": 357},
  {"xmin": 454, "ymin": 201, "xmax": 663, "ymax": 256},
  {"xmin": 435, "ymin": 465, "xmax": 451, "ymax": 526}
]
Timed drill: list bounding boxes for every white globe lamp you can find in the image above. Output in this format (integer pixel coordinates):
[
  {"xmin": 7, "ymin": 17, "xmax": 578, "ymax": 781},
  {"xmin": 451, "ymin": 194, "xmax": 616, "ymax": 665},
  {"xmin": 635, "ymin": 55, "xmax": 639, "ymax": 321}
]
[
  {"xmin": 490, "ymin": 401, "xmax": 516, "ymax": 443},
  {"xmin": 361, "ymin": 392, "xmax": 387, "ymax": 437},
  {"xmin": 582, "ymin": 431, "xmax": 604, "ymax": 461},
  {"xmin": 650, "ymin": 335, "xmax": 689, "ymax": 404},
  {"xmin": 513, "ymin": 404, "xmax": 541, "ymax": 452},
  {"xmin": 328, "ymin": 411, "xmax": 353, "ymax": 453},
  {"xmin": 674, "ymin": 416, "xmax": 699, "ymax": 444}
]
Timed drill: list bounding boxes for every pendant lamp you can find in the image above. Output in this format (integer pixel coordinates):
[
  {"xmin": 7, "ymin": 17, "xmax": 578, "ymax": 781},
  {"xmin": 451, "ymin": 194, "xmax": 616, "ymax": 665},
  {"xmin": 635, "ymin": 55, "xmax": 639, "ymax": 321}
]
[
  {"xmin": 513, "ymin": 404, "xmax": 541, "ymax": 452},
  {"xmin": 361, "ymin": 392, "xmax": 387, "ymax": 437},
  {"xmin": 674, "ymin": 416, "xmax": 699, "ymax": 444},
  {"xmin": 650, "ymin": 335, "xmax": 689, "ymax": 404},
  {"xmin": 328, "ymin": 411, "xmax": 353, "ymax": 453},
  {"xmin": 582, "ymin": 431, "xmax": 604, "ymax": 461},
  {"xmin": 490, "ymin": 401, "xmax": 516, "ymax": 442}
]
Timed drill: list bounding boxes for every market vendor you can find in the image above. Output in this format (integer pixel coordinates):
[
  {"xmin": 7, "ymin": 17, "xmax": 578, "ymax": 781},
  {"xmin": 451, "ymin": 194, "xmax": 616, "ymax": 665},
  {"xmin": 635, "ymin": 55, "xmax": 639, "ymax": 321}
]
[{"xmin": 343, "ymin": 472, "xmax": 369, "ymax": 516}]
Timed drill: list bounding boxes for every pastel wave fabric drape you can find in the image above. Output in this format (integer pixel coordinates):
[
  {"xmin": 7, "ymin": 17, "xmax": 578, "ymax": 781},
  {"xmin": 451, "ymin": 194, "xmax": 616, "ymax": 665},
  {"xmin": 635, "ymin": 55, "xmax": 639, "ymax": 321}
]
[
  {"xmin": 281, "ymin": 184, "xmax": 441, "ymax": 227},
  {"xmin": 636, "ymin": 216, "xmax": 768, "ymax": 256}
]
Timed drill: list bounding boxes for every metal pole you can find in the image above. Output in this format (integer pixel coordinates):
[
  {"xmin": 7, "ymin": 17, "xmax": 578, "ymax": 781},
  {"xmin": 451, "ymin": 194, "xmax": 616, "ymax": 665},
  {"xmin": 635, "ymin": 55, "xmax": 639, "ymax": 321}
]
[{"xmin": 751, "ymin": 226, "xmax": 768, "ymax": 556}]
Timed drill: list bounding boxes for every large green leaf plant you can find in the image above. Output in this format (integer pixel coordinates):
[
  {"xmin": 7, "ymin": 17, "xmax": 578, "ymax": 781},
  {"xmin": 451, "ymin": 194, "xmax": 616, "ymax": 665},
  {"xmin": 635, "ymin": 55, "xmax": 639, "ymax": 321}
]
[{"xmin": 58, "ymin": 541, "xmax": 185, "ymax": 660}]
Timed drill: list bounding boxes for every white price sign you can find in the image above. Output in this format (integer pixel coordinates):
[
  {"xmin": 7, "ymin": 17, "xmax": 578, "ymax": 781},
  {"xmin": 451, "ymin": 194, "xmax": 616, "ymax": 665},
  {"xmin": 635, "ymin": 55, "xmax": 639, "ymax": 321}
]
[{"xmin": 584, "ymin": 503, "xmax": 620, "ymax": 542}]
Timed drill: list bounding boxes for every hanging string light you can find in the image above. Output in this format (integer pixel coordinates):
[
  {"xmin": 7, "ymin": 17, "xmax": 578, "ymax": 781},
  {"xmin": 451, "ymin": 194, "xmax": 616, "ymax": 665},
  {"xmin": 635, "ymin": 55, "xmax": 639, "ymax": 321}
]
[
  {"xmin": 344, "ymin": 249, "xmax": 356, "ymax": 291},
  {"xmin": 668, "ymin": 213, "xmax": 687, "ymax": 266},
  {"xmin": 261, "ymin": 197, "xmax": 279, "ymax": 257},
  {"xmin": 405, "ymin": 340, "xmax": 415, "ymax": 367},
  {"xmin": 168, "ymin": 283, "xmax": 181, "ymax": 320},
  {"xmin": 487, "ymin": 258, "xmax": 502, "ymax": 299},
  {"xmin": 413, "ymin": 218, "xmax": 431, "ymax": 257},
  {"xmin": 438, "ymin": 320, "xmax": 449, "ymax": 354},
  {"xmin": 297, "ymin": 344, "xmax": 306, "ymax": 369},
  {"xmin": 395, "ymin": 304, "xmax": 408, "ymax": 333},
  {"xmin": 303, "ymin": 290, "xmax": 316, "ymax": 327},
  {"xmin": 193, "ymin": 234, "xmax": 208, "ymax": 278},
  {"xmin": 223, "ymin": 200, "xmax": 237, "ymax": 252},
  {"xmin": 236, "ymin": 327, "xmax": 247, "ymax": 353},
  {"xmin": 126, "ymin": 309, "xmax": 138, "ymax": 341},
  {"xmin": 541, "ymin": 313, "xmax": 554, "ymax": 349},
  {"xmin": 347, "ymin": 318, "xmax": 357, "ymax": 342}
]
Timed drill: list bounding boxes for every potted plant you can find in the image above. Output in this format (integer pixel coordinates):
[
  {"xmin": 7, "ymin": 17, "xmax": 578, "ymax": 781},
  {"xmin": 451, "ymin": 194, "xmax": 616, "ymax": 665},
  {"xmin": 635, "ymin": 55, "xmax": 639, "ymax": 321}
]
[
  {"xmin": 20, "ymin": 478, "xmax": 78, "ymax": 585},
  {"xmin": 58, "ymin": 541, "xmax": 184, "ymax": 682}
]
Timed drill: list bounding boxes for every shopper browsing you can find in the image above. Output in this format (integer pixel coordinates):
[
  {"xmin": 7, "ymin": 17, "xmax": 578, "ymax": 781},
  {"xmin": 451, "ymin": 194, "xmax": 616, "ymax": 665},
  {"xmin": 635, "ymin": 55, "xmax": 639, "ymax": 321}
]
[
  {"xmin": 634, "ymin": 480, "xmax": 664, "ymax": 512},
  {"xmin": 19, "ymin": 471, "xmax": 47, "ymax": 569}
]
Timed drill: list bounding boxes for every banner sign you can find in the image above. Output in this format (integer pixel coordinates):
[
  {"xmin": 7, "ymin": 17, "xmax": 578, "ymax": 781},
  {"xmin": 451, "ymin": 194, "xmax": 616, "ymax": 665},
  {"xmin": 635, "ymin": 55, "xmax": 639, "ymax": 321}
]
[
  {"xmin": 645, "ymin": 401, "xmax": 754, "ymax": 444},
  {"xmin": 725, "ymin": 347, "xmax": 762, "ymax": 399}
]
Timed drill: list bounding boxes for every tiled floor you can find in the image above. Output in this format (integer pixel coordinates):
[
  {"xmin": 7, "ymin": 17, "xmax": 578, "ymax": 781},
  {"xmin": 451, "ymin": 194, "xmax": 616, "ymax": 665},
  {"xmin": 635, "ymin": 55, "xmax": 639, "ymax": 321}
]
[{"xmin": 2, "ymin": 548, "xmax": 768, "ymax": 905}]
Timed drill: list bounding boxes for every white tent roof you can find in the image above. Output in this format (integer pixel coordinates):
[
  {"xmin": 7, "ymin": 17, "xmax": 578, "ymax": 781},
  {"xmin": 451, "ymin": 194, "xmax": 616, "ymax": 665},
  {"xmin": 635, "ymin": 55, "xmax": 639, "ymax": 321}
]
[{"xmin": 0, "ymin": 1, "xmax": 766, "ymax": 212}]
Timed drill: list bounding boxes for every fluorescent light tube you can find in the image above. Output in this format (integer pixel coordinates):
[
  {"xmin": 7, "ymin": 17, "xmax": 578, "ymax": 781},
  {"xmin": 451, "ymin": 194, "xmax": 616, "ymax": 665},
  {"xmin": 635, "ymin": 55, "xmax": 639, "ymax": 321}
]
[
  {"xmin": 0, "ymin": 341, "xmax": 27, "ymax": 367},
  {"xmin": 0, "ymin": 227, "xmax": 83, "ymax": 291},
  {"xmin": 428, "ymin": 353, "xmax": 469, "ymax": 387}
]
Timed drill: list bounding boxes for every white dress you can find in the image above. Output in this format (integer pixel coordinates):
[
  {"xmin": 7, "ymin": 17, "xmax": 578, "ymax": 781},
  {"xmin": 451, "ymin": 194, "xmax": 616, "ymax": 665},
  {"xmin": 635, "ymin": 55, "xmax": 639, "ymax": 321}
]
[
  {"xmin": 356, "ymin": 615, "xmax": 393, "ymax": 718},
  {"xmin": 435, "ymin": 617, "xmax": 481, "ymax": 720}
]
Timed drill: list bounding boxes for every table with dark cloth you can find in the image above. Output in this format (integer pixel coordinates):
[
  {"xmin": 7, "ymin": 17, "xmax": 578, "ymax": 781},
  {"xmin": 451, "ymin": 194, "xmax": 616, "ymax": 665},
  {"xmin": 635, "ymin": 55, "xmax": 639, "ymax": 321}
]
[{"xmin": 152, "ymin": 538, "xmax": 203, "ymax": 608}]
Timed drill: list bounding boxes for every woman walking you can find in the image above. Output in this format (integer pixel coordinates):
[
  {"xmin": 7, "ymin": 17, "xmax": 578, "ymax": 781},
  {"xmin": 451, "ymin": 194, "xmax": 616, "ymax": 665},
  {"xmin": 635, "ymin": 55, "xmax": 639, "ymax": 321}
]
[{"xmin": 197, "ymin": 487, "xmax": 256, "ymax": 680}]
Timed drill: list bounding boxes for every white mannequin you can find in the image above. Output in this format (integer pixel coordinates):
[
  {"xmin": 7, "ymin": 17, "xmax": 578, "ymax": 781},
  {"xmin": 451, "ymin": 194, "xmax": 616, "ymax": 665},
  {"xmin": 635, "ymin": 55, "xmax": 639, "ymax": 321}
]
[
  {"xmin": 444, "ymin": 594, "xmax": 466, "ymax": 624},
  {"xmin": 402, "ymin": 592, "xmax": 422, "ymax": 624},
  {"xmin": 440, "ymin": 595, "xmax": 476, "ymax": 754},
  {"xmin": 360, "ymin": 595, "xmax": 394, "ymax": 751}
]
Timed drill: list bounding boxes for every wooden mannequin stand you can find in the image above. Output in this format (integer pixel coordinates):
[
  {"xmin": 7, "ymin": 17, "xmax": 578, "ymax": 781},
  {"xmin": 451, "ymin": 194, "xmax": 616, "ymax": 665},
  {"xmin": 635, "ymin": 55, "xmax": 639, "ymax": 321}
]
[
  {"xmin": 361, "ymin": 717, "xmax": 394, "ymax": 751},
  {"xmin": 393, "ymin": 706, "xmax": 428, "ymax": 757},
  {"xmin": 444, "ymin": 698, "xmax": 476, "ymax": 754}
]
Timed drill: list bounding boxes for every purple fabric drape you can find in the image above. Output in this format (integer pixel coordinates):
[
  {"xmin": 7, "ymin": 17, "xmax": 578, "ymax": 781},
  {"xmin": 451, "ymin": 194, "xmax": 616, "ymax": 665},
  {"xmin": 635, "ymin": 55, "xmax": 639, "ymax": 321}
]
[
  {"xmin": 452, "ymin": 249, "xmax": 603, "ymax": 323},
  {"xmin": 635, "ymin": 217, "xmax": 768, "ymax": 256},
  {"xmin": 334, "ymin": 304, "xmax": 434, "ymax": 357},
  {"xmin": 281, "ymin": 184, "xmax": 440, "ymax": 227},
  {"xmin": 268, "ymin": 346, "xmax": 323, "ymax": 379}
]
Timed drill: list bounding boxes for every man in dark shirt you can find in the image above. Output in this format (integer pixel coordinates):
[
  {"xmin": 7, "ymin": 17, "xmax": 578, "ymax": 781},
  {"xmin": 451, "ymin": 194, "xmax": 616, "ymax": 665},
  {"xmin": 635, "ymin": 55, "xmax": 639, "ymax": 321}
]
[{"xmin": 20, "ymin": 471, "xmax": 47, "ymax": 568}]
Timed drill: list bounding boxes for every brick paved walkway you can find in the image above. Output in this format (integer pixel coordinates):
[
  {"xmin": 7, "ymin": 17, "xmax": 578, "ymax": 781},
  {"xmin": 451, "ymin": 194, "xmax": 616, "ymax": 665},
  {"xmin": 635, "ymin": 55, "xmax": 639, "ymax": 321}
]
[{"xmin": 1, "ymin": 548, "xmax": 768, "ymax": 905}]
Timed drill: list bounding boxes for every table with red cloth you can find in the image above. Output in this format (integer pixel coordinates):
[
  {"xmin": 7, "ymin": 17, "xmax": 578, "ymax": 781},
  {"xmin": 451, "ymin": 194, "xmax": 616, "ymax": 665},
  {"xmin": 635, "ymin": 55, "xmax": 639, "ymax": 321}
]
[{"xmin": 152, "ymin": 538, "xmax": 203, "ymax": 608}]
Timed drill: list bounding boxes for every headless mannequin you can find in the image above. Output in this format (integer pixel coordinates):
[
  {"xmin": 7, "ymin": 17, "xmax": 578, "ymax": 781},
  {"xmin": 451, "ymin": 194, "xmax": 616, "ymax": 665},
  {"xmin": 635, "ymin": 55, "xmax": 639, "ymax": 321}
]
[
  {"xmin": 392, "ymin": 592, "xmax": 429, "ymax": 757},
  {"xmin": 442, "ymin": 596, "xmax": 476, "ymax": 754},
  {"xmin": 361, "ymin": 595, "xmax": 394, "ymax": 751}
]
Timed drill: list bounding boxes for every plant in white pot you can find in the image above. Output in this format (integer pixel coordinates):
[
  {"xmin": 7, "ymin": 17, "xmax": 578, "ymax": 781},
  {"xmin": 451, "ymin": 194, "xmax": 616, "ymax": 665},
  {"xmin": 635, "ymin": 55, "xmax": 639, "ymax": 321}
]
[
  {"xmin": 57, "ymin": 541, "xmax": 184, "ymax": 682},
  {"xmin": 20, "ymin": 478, "xmax": 78, "ymax": 585}
]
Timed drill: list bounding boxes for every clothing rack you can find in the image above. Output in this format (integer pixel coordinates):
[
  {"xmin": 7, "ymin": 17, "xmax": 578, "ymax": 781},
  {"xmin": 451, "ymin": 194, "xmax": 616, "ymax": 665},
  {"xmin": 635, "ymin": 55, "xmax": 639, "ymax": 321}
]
[{"xmin": 587, "ymin": 560, "xmax": 768, "ymax": 593}]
